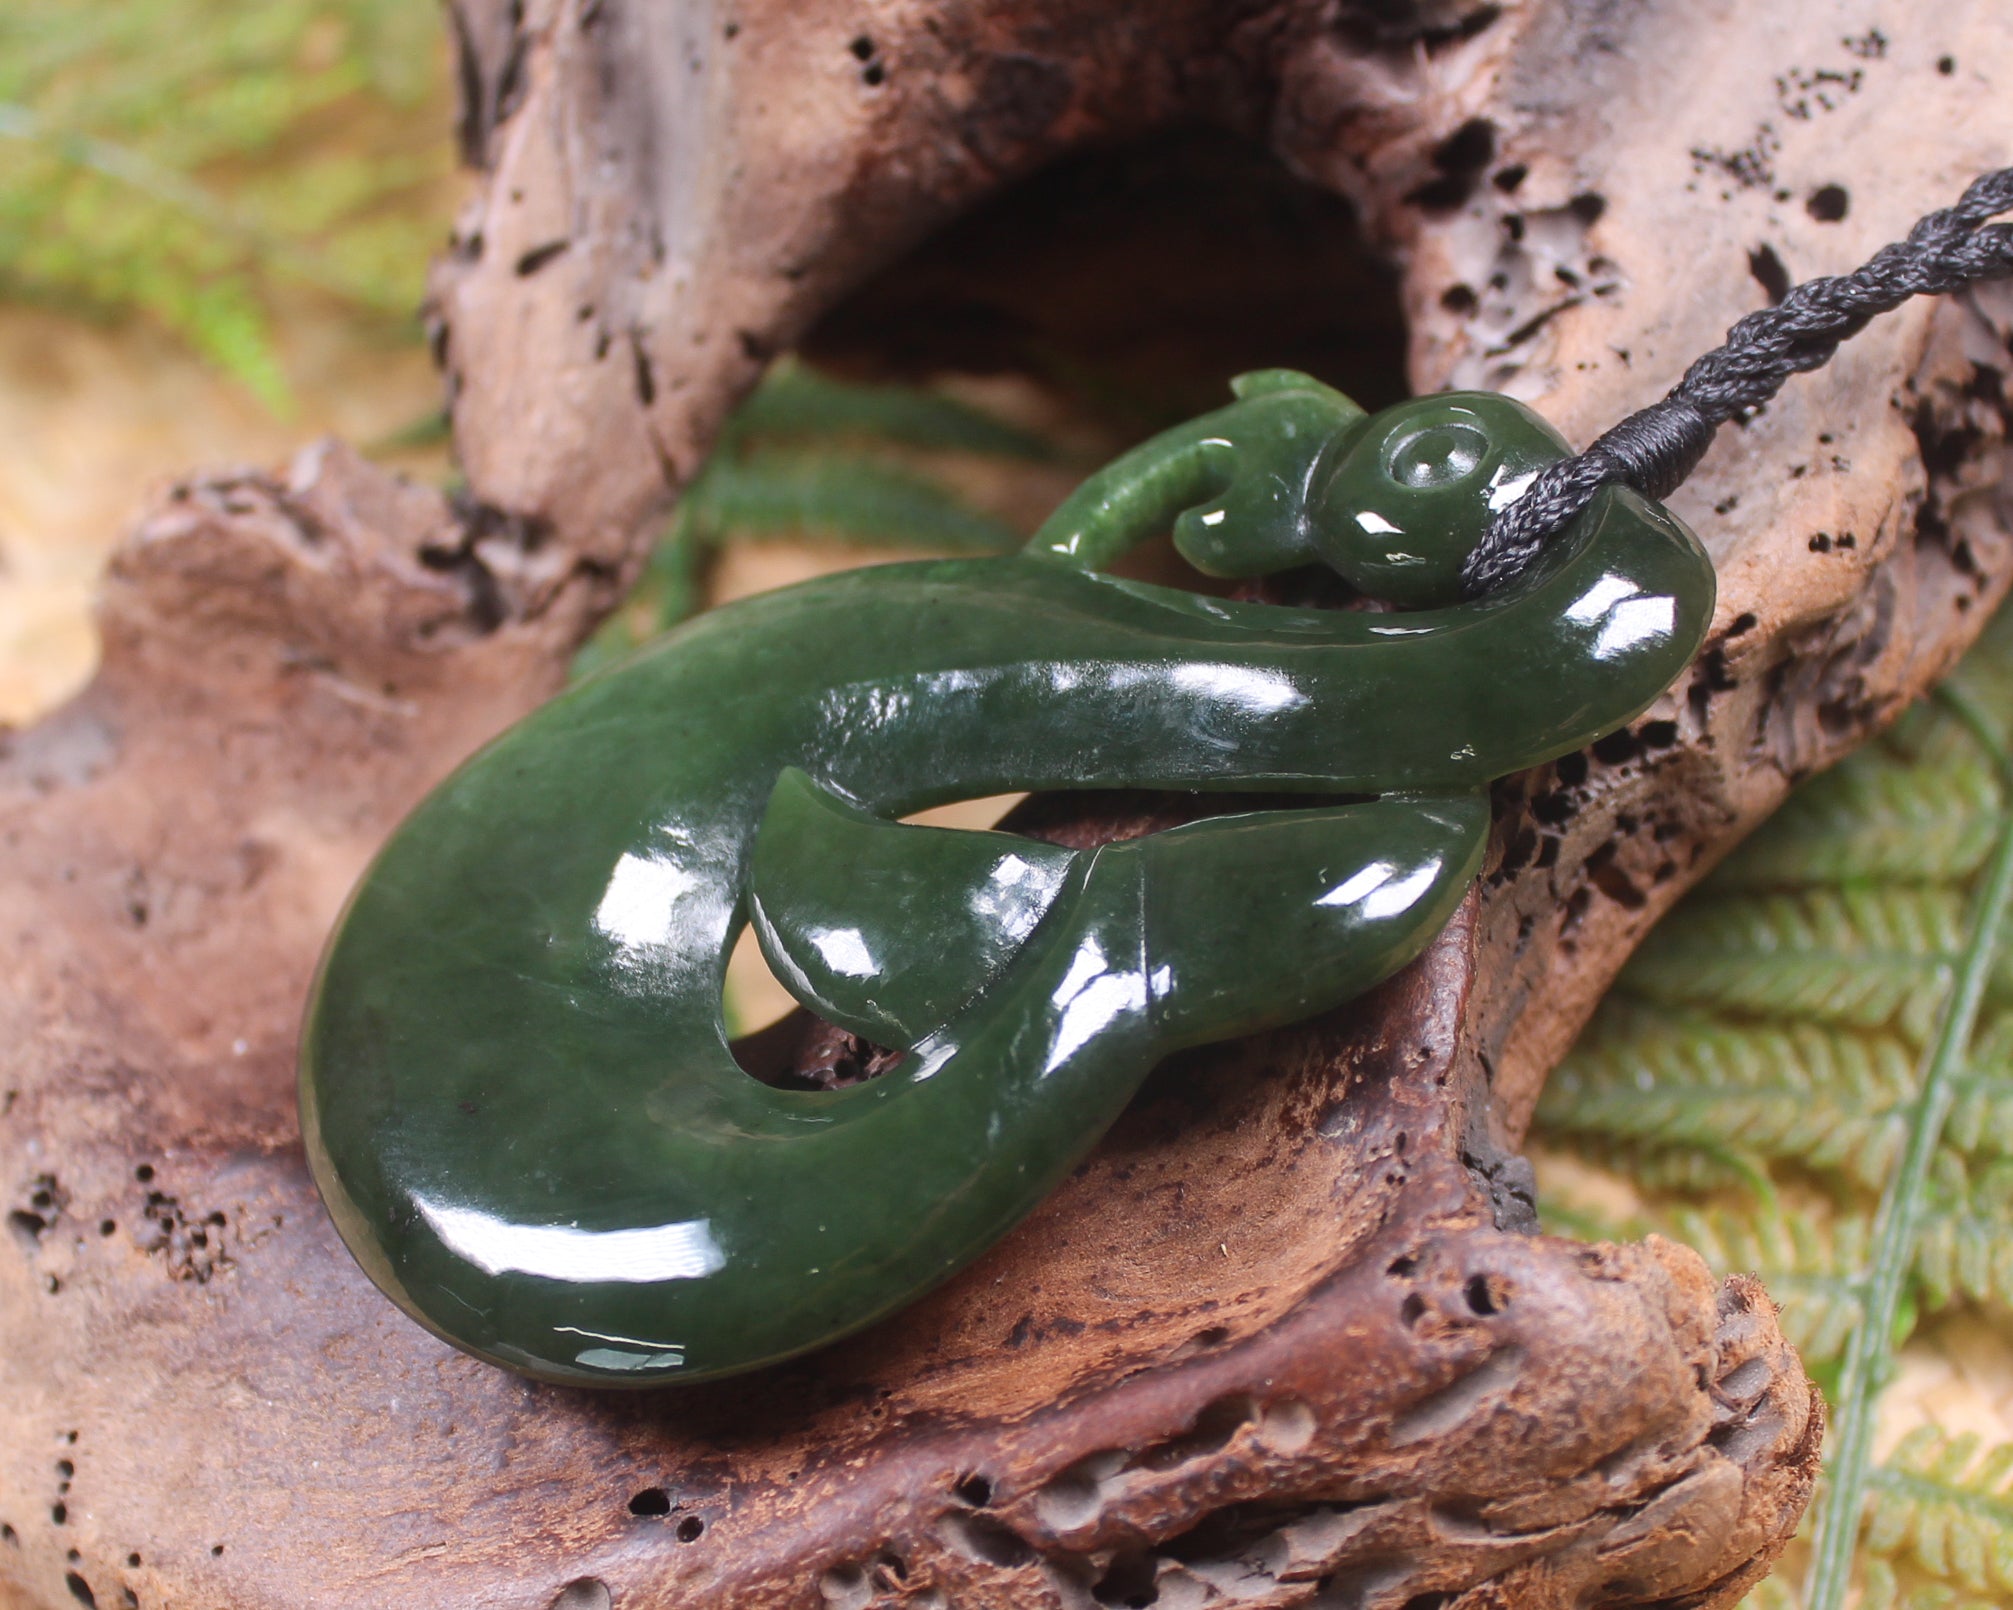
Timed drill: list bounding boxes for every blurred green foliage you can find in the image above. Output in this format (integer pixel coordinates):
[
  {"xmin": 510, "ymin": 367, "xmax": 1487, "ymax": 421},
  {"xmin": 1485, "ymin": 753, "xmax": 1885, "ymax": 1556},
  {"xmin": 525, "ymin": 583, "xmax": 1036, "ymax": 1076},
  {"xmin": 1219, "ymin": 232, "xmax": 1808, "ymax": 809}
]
[
  {"xmin": 571, "ymin": 359, "xmax": 1066, "ymax": 680},
  {"xmin": 0, "ymin": 0, "xmax": 451, "ymax": 411}
]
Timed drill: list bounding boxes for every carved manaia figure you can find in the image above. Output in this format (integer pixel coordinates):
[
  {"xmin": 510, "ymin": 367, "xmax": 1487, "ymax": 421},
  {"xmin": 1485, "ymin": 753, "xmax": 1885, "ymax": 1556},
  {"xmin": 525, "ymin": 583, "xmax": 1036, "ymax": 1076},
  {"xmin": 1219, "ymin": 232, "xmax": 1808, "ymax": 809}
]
[{"xmin": 300, "ymin": 370, "xmax": 1713, "ymax": 1385}]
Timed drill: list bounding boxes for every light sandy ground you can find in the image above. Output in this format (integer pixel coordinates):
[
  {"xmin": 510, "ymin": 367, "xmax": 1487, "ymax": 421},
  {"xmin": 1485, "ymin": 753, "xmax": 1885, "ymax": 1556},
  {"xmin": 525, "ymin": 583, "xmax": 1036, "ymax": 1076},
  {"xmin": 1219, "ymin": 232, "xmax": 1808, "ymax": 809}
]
[{"xmin": 0, "ymin": 303, "xmax": 447, "ymax": 723}]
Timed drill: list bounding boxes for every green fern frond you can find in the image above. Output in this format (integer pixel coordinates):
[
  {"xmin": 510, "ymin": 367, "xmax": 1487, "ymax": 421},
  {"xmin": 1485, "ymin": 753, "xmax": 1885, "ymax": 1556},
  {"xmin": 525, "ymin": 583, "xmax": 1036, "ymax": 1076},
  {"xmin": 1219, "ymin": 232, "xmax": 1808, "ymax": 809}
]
[
  {"xmin": 1913, "ymin": 1157, "xmax": 2013, "ymax": 1317},
  {"xmin": 1544, "ymin": 1005, "xmax": 1915, "ymax": 1190},
  {"xmin": 726, "ymin": 361, "xmax": 1060, "ymax": 461},
  {"xmin": 1714, "ymin": 750, "xmax": 2001, "ymax": 890},
  {"xmin": 1857, "ymin": 1556, "xmax": 2005, "ymax": 1610},
  {"xmin": 1945, "ymin": 1014, "xmax": 2013, "ymax": 1157},
  {"xmin": 1865, "ymin": 1428, "xmax": 2013, "ymax": 1595},
  {"xmin": 682, "ymin": 450, "xmax": 1023, "ymax": 554},
  {"xmin": 1600, "ymin": 1136, "xmax": 1778, "ymax": 1198},
  {"xmin": 1945, "ymin": 607, "xmax": 2013, "ymax": 753},
  {"xmin": 1621, "ymin": 887, "xmax": 1964, "ymax": 1043}
]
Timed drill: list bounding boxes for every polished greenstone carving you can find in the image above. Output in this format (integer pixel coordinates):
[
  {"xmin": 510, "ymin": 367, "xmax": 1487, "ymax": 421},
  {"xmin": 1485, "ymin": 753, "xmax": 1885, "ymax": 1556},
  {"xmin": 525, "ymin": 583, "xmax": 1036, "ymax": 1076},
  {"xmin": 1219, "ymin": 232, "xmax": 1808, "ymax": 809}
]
[{"xmin": 299, "ymin": 371, "xmax": 1715, "ymax": 1386}]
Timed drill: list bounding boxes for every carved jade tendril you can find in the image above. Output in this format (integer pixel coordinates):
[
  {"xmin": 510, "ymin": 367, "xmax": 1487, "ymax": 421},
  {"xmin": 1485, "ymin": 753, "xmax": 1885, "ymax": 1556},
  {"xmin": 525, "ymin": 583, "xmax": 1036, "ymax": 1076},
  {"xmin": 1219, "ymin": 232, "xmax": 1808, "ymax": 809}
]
[{"xmin": 299, "ymin": 370, "xmax": 1715, "ymax": 1386}]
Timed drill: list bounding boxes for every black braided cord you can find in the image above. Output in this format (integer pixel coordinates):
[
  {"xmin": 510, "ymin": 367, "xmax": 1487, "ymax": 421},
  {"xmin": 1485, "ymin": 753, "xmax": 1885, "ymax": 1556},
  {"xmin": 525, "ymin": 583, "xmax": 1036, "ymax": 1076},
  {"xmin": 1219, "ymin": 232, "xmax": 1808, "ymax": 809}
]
[{"xmin": 1462, "ymin": 165, "xmax": 2013, "ymax": 596}]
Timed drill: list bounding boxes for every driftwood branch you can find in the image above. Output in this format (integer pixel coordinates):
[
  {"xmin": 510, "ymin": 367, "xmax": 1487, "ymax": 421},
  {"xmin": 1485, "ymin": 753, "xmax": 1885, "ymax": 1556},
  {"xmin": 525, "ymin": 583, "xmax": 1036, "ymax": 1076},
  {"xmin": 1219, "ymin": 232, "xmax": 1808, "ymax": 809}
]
[{"xmin": 4, "ymin": 1, "xmax": 2010, "ymax": 1605}]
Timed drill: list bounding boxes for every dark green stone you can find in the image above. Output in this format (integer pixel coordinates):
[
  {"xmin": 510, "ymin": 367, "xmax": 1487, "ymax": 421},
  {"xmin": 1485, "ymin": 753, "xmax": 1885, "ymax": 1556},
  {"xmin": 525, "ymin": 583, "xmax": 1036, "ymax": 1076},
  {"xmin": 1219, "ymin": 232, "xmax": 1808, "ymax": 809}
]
[{"xmin": 299, "ymin": 374, "xmax": 1714, "ymax": 1386}]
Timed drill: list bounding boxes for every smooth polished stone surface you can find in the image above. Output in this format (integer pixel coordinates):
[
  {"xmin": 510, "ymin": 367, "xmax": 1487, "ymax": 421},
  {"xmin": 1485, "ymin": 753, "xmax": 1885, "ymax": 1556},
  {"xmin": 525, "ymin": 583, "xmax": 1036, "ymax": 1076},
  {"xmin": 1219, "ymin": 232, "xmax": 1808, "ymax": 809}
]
[{"xmin": 300, "ymin": 374, "xmax": 1715, "ymax": 1386}]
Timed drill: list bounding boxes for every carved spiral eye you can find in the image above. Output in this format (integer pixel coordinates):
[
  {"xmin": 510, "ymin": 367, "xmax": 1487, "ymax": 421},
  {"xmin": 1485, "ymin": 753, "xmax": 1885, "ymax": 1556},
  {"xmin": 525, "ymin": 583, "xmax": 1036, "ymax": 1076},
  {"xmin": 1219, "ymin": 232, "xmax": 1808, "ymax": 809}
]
[
  {"xmin": 1387, "ymin": 422, "xmax": 1490, "ymax": 490},
  {"xmin": 1310, "ymin": 393, "xmax": 1570, "ymax": 609}
]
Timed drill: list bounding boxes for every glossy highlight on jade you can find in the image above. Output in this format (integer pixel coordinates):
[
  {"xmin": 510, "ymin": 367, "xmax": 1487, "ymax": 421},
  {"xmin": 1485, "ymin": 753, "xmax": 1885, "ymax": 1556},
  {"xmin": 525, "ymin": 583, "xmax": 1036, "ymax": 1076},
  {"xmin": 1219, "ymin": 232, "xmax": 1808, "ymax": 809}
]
[{"xmin": 299, "ymin": 370, "xmax": 1716, "ymax": 1386}]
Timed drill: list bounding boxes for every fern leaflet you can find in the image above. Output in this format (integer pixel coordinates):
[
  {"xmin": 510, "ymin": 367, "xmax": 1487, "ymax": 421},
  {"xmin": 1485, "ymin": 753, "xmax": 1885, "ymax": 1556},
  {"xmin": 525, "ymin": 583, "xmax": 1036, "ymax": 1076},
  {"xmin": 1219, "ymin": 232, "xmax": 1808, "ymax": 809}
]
[{"xmin": 572, "ymin": 360, "xmax": 1081, "ymax": 678}]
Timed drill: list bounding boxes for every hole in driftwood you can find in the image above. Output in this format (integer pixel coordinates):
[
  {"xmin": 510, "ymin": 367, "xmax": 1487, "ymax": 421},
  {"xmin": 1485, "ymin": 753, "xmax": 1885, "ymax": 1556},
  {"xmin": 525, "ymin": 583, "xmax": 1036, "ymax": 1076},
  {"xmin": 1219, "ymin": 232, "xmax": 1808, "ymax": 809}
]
[
  {"xmin": 1138, "ymin": 1394, "xmax": 1256, "ymax": 1472},
  {"xmin": 802, "ymin": 126, "xmax": 1408, "ymax": 426},
  {"xmin": 547, "ymin": 1580, "xmax": 611, "ymax": 1610},
  {"xmin": 819, "ymin": 1563, "xmax": 871, "ymax": 1609},
  {"xmin": 951, "ymin": 1472, "xmax": 994, "ymax": 1508},
  {"xmin": 937, "ymin": 1512, "xmax": 1034, "ymax": 1567},
  {"xmin": 627, "ymin": 1487, "xmax": 670, "ymax": 1517},
  {"xmin": 1388, "ymin": 1349, "xmax": 1524, "ymax": 1447},
  {"xmin": 1093, "ymin": 1549, "xmax": 1160, "ymax": 1607},
  {"xmin": 7, "ymin": 1212, "xmax": 45, "ymax": 1254},
  {"xmin": 1747, "ymin": 243, "xmax": 1791, "ymax": 305},
  {"xmin": 1408, "ymin": 119, "xmax": 1496, "ymax": 212},
  {"xmin": 1036, "ymin": 1450, "xmax": 1128, "ymax": 1531}
]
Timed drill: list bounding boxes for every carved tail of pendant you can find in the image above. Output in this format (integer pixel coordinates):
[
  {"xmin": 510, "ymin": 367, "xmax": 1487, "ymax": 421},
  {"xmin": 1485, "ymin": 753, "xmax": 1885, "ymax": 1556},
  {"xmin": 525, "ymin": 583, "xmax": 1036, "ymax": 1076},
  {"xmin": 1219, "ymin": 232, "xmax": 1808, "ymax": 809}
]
[{"xmin": 749, "ymin": 768, "xmax": 1489, "ymax": 1065}]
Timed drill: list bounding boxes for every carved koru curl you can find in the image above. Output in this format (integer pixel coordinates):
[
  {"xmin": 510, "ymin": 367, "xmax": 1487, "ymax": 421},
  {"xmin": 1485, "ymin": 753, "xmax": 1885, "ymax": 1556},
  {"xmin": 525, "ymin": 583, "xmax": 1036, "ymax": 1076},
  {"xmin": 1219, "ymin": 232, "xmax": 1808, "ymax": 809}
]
[{"xmin": 299, "ymin": 371, "xmax": 1715, "ymax": 1386}]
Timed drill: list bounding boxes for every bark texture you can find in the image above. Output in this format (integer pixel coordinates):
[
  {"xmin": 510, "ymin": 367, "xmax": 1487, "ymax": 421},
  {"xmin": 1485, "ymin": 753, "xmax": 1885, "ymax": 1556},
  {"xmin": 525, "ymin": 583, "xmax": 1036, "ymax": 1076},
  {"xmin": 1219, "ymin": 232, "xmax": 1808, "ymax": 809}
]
[{"xmin": 4, "ymin": 0, "xmax": 2011, "ymax": 1606}]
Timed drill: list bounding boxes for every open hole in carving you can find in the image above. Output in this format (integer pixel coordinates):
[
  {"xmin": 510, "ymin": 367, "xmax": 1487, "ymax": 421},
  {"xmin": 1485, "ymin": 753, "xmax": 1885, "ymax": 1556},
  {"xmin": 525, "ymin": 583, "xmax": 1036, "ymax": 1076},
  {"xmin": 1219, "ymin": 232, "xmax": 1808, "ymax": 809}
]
[
  {"xmin": 675, "ymin": 1516, "xmax": 705, "ymax": 1543},
  {"xmin": 1258, "ymin": 1397, "xmax": 1317, "ymax": 1452},
  {"xmin": 627, "ymin": 1487, "xmax": 670, "ymax": 1516},
  {"xmin": 723, "ymin": 921, "xmax": 802, "ymax": 1042},
  {"xmin": 724, "ymin": 792, "xmax": 1027, "ymax": 1051}
]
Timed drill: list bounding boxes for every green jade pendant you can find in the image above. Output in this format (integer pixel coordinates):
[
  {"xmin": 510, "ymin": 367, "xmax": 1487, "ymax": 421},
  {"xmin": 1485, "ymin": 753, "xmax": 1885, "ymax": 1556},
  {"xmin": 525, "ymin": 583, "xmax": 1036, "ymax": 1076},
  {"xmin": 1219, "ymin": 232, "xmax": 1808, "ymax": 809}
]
[{"xmin": 299, "ymin": 371, "xmax": 1715, "ymax": 1386}]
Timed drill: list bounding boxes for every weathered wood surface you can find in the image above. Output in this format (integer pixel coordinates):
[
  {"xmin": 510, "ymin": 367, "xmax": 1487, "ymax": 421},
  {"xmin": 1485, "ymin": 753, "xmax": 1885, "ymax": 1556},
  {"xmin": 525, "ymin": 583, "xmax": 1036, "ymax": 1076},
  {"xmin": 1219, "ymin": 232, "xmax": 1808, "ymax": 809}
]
[{"xmin": 4, "ymin": 1, "xmax": 2010, "ymax": 1605}]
